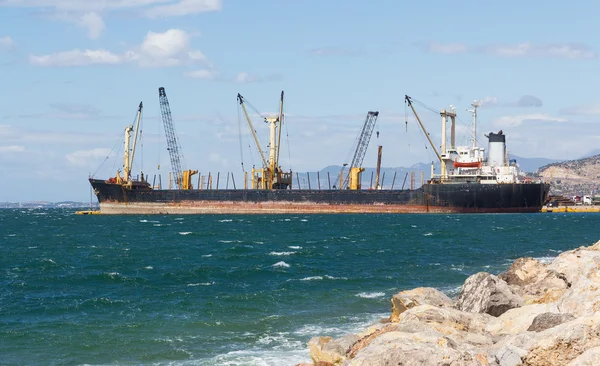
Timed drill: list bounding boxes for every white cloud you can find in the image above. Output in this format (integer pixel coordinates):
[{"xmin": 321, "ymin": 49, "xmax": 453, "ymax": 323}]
[
  {"xmin": 1, "ymin": 0, "xmax": 222, "ymax": 38},
  {"xmin": 30, "ymin": 49, "xmax": 122, "ymax": 67},
  {"xmin": 0, "ymin": 145, "xmax": 25, "ymax": 153},
  {"xmin": 0, "ymin": 35, "xmax": 14, "ymax": 50},
  {"xmin": 29, "ymin": 28, "xmax": 210, "ymax": 68},
  {"xmin": 235, "ymin": 72, "xmax": 256, "ymax": 84},
  {"xmin": 479, "ymin": 96, "xmax": 498, "ymax": 107},
  {"xmin": 145, "ymin": 0, "xmax": 221, "ymax": 18},
  {"xmin": 77, "ymin": 12, "xmax": 105, "ymax": 40},
  {"xmin": 235, "ymin": 72, "xmax": 282, "ymax": 84},
  {"xmin": 423, "ymin": 41, "xmax": 597, "ymax": 60},
  {"xmin": 185, "ymin": 69, "xmax": 219, "ymax": 80},
  {"xmin": 485, "ymin": 43, "xmax": 596, "ymax": 59},
  {"xmin": 66, "ymin": 148, "xmax": 112, "ymax": 167},
  {"xmin": 493, "ymin": 113, "xmax": 567, "ymax": 128}
]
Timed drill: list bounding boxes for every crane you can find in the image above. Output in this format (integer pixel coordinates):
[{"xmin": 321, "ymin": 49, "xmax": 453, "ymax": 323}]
[
  {"xmin": 158, "ymin": 87, "xmax": 197, "ymax": 190},
  {"xmin": 237, "ymin": 91, "xmax": 292, "ymax": 190},
  {"xmin": 342, "ymin": 111, "xmax": 379, "ymax": 190},
  {"xmin": 114, "ymin": 101, "xmax": 143, "ymax": 186}
]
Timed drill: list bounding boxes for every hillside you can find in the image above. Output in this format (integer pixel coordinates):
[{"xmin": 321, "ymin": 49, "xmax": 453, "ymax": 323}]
[{"xmin": 537, "ymin": 155, "xmax": 600, "ymax": 196}]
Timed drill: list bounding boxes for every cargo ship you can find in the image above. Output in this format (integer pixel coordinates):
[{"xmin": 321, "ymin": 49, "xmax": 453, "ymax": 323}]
[{"xmin": 88, "ymin": 90, "xmax": 550, "ymax": 214}]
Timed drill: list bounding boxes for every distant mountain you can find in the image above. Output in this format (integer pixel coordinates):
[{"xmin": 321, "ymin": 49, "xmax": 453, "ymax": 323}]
[
  {"xmin": 298, "ymin": 164, "xmax": 436, "ymax": 189},
  {"xmin": 580, "ymin": 149, "xmax": 600, "ymax": 159},
  {"xmin": 511, "ymin": 155, "xmax": 563, "ymax": 173},
  {"xmin": 537, "ymin": 154, "xmax": 600, "ymax": 196}
]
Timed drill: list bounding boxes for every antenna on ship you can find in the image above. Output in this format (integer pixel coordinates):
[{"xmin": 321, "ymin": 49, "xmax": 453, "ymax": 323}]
[{"xmin": 466, "ymin": 100, "xmax": 482, "ymax": 148}]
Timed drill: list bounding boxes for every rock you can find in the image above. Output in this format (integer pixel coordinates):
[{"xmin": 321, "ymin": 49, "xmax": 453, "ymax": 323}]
[
  {"xmin": 527, "ymin": 312, "xmax": 576, "ymax": 332},
  {"xmin": 522, "ymin": 316, "xmax": 600, "ymax": 365},
  {"xmin": 499, "ymin": 257, "xmax": 569, "ymax": 302},
  {"xmin": 342, "ymin": 331, "xmax": 489, "ymax": 366},
  {"xmin": 389, "ymin": 287, "xmax": 453, "ymax": 322},
  {"xmin": 568, "ymin": 345, "xmax": 600, "ymax": 365},
  {"xmin": 455, "ymin": 272, "xmax": 524, "ymax": 317},
  {"xmin": 305, "ymin": 241, "xmax": 600, "ymax": 366},
  {"xmin": 486, "ymin": 303, "xmax": 559, "ymax": 335},
  {"xmin": 346, "ymin": 323, "xmax": 398, "ymax": 359},
  {"xmin": 309, "ymin": 335, "xmax": 359, "ymax": 366}
]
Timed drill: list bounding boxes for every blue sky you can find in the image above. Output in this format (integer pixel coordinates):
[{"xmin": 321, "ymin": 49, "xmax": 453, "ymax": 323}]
[{"xmin": 1, "ymin": 0, "xmax": 600, "ymax": 201}]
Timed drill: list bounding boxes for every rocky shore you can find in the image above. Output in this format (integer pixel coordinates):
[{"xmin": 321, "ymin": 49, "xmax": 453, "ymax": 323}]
[{"xmin": 298, "ymin": 240, "xmax": 600, "ymax": 366}]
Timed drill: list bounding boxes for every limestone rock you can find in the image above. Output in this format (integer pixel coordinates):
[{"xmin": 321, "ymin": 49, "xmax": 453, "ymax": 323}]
[
  {"xmin": 486, "ymin": 303, "xmax": 558, "ymax": 335},
  {"xmin": 567, "ymin": 345, "xmax": 600, "ymax": 365},
  {"xmin": 309, "ymin": 335, "xmax": 359, "ymax": 366},
  {"xmin": 522, "ymin": 316, "xmax": 600, "ymax": 365},
  {"xmin": 343, "ymin": 331, "xmax": 489, "ymax": 366},
  {"xmin": 455, "ymin": 272, "xmax": 524, "ymax": 317},
  {"xmin": 527, "ymin": 312, "xmax": 576, "ymax": 332},
  {"xmin": 499, "ymin": 257, "xmax": 569, "ymax": 302},
  {"xmin": 305, "ymin": 241, "xmax": 600, "ymax": 366},
  {"xmin": 390, "ymin": 287, "xmax": 452, "ymax": 322}
]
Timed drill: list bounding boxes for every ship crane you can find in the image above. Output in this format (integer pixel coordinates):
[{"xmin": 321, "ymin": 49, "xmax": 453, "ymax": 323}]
[
  {"xmin": 406, "ymin": 95, "xmax": 460, "ymax": 180},
  {"xmin": 115, "ymin": 101, "xmax": 143, "ymax": 186},
  {"xmin": 342, "ymin": 111, "xmax": 380, "ymax": 190},
  {"xmin": 158, "ymin": 87, "xmax": 197, "ymax": 190},
  {"xmin": 237, "ymin": 91, "xmax": 292, "ymax": 190}
]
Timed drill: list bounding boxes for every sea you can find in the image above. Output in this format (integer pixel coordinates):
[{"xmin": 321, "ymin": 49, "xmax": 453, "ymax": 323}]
[{"xmin": 1, "ymin": 209, "xmax": 599, "ymax": 365}]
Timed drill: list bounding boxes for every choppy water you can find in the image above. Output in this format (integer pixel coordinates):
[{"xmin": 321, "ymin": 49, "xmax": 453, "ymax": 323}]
[{"xmin": 1, "ymin": 209, "xmax": 599, "ymax": 365}]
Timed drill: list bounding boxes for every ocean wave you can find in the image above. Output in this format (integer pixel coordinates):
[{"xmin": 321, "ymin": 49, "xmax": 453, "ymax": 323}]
[
  {"xmin": 355, "ymin": 292, "xmax": 385, "ymax": 299},
  {"xmin": 269, "ymin": 251, "xmax": 296, "ymax": 256},
  {"xmin": 272, "ymin": 261, "xmax": 290, "ymax": 268}
]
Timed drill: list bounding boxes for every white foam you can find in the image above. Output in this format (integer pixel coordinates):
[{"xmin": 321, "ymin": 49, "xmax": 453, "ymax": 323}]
[
  {"xmin": 269, "ymin": 251, "xmax": 296, "ymax": 256},
  {"xmin": 202, "ymin": 254, "xmax": 213, "ymax": 258},
  {"xmin": 288, "ymin": 246, "xmax": 302, "ymax": 249},
  {"xmin": 325, "ymin": 275, "xmax": 348, "ymax": 280},
  {"xmin": 536, "ymin": 256, "xmax": 556, "ymax": 264},
  {"xmin": 272, "ymin": 261, "xmax": 290, "ymax": 268},
  {"xmin": 300, "ymin": 276, "xmax": 323, "ymax": 281},
  {"xmin": 179, "ymin": 232, "xmax": 192, "ymax": 235},
  {"xmin": 356, "ymin": 292, "xmax": 385, "ymax": 299},
  {"xmin": 144, "ymin": 266, "xmax": 153, "ymax": 270},
  {"xmin": 187, "ymin": 282, "xmax": 215, "ymax": 286},
  {"xmin": 423, "ymin": 232, "xmax": 433, "ymax": 236},
  {"xmin": 219, "ymin": 219, "xmax": 233, "ymax": 222}
]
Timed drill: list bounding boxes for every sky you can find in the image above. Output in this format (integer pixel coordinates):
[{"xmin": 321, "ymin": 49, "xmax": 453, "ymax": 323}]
[{"xmin": 1, "ymin": 0, "xmax": 600, "ymax": 201}]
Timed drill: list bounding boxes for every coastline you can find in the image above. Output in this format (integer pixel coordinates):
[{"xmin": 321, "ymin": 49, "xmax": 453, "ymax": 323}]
[{"xmin": 299, "ymin": 240, "xmax": 600, "ymax": 365}]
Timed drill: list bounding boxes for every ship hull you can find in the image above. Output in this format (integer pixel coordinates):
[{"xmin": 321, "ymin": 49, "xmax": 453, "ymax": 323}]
[{"xmin": 90, "ymin": 179, "xmax": 550, "ymax": 214}]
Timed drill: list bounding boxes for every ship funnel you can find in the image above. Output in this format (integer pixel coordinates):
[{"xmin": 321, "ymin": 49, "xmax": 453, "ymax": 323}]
[{"xmin": 487, "ymin": 131, "xmax": 506, "ymax": 167}]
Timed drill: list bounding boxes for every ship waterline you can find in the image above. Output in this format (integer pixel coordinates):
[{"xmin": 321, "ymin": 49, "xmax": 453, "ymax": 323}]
[{"xmin": 90, "ymin": 179, "xmax": 549, "ymax": 214}]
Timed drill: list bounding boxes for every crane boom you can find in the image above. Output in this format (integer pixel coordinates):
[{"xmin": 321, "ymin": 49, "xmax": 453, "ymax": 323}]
[
  {"xmin": 343, "ymin": 111, "xmax": 379, "ymax": 189},
  {"xmin": 158, "ymin": 87, "xmax": 184, "ymax": 189},
  {"xmin": 237, "ymin": 93, "xmax": 268, "ymax": 168},
  {"xmin": 405, "ymin": 95, "xmax": 442, "ymax": 162}
]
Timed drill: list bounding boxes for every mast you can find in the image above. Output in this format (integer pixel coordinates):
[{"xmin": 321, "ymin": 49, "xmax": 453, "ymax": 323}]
[
  {"xmin": 123, "ymin": 125, "xmax": 133, "ymax": 182},
  {"xmin": 266, "ymin": 115, "xmax": 278, "ymax": 173},
  {"xmin": 467, "ymin": 100, "xmax": 482, "ymax": 149},
  {"xmin": 128, "ymin": 102, "xmax": 143, "ymax": 179},
  {"xmin": 275, "ymin": 91, "xmax": 284, "ymax": 169}
]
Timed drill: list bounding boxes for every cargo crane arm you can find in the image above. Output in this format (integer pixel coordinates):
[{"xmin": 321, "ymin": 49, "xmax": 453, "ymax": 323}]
[
  {"xmin": 125, "ymin": 101, "xmax": 143, "ymax": 180},
  {"xmin": 158, "ymin": 87, "xmax": 184, "ymax": 189},
  {"xmin": 405, "ymin": 95, "xmax": 442, "ymax": 162},
  {"xmin": 237, "ymin": 93, "xmax": 268, "ymax": 169},
  {"xmin": 342, "ymin": 111, "xmax": 379, "ymax": 189}
]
